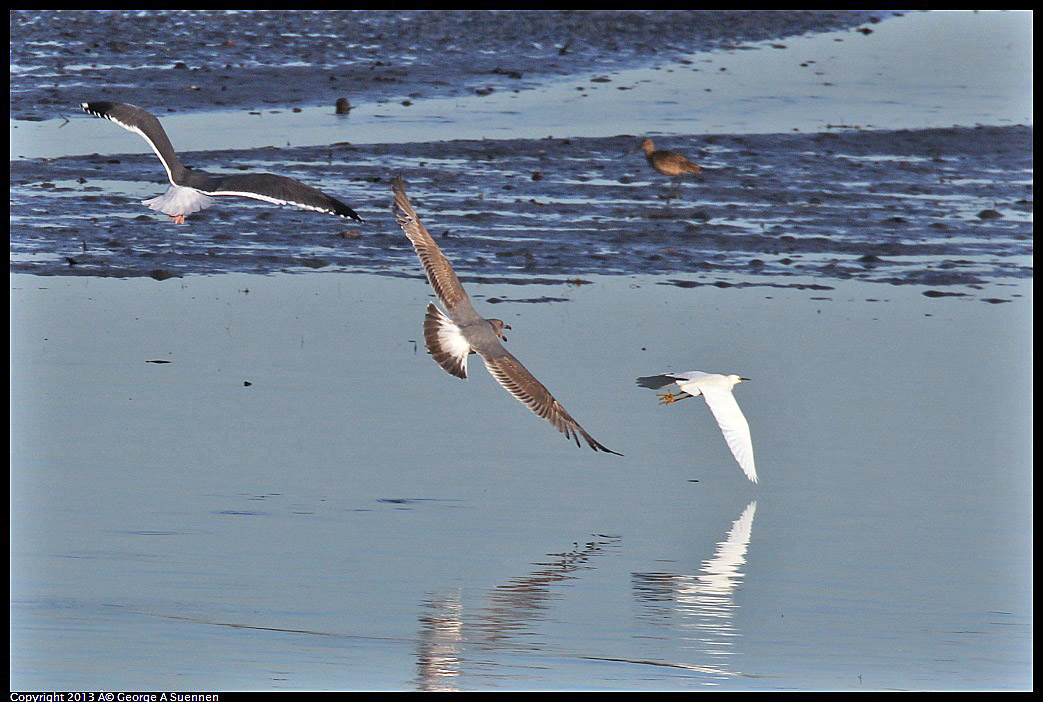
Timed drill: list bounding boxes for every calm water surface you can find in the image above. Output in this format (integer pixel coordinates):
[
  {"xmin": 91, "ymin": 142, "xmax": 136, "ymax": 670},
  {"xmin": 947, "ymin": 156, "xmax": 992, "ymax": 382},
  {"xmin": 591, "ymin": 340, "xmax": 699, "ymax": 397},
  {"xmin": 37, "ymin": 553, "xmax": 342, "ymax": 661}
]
[{"xmin": 10, "ymin": 272, "xmax": 1032, "ymax": 690}]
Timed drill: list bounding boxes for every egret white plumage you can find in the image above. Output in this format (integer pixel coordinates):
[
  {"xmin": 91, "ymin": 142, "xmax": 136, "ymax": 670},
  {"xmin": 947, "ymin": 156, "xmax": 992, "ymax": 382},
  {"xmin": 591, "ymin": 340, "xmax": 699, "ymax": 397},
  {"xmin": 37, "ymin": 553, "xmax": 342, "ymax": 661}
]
[{"xmin": 637, "ymin": 371, "xmax": 757, "ymax": 483}]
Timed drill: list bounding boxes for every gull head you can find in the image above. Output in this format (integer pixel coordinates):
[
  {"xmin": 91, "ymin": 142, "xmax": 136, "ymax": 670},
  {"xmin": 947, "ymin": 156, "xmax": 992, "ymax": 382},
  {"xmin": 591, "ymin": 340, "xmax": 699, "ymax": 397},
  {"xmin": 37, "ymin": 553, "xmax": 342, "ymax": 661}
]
[{"xmin": 488, "ymin": 318, "xmax": 511, "ymax": 341}]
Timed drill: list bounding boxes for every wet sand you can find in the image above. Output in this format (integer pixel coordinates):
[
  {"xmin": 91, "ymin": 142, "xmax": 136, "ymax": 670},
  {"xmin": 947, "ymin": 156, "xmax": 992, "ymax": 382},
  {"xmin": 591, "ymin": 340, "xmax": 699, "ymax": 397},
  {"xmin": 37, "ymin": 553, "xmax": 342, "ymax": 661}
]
[
  {"xmin": 10, "ymin": 10, "xmax": 889, "ymax": 122},
  {"xmin": 11, "ymin": 125, "xmax": 1032, "ymax": 301},
  {"xmin": 10, "ymin": 11, "xmax": 1032, "ymax": 301}
]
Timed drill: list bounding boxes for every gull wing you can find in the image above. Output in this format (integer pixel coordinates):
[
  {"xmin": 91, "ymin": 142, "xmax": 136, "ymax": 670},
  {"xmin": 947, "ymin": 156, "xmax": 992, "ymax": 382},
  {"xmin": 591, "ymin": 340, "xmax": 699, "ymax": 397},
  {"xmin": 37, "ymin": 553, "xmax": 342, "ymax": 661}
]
[
  {"xmin": 636, "ymin": 373, "xmax": 682, "ymax": 390},
  {"xmin": 204, "ymin": 172, "xmax": 362, "ymax": 221},
  {"xmin": 82, "ymin": 101, "xmax": 185, "ymax": 186},
  {"xmin": 477, "ymin": 345, "xmax": 621, "ymax": 455},
  {"xmin": 392, "ymin": 175, "xmax": 471, "ymax": 312}
]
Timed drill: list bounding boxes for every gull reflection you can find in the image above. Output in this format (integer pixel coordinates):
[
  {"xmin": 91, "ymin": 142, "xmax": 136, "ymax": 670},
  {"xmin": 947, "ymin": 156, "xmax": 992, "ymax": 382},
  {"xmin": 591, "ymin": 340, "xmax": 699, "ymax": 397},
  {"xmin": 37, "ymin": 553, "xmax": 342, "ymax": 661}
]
[
  {"xmin": 413, "ymin": 535, "xmax": 621, "ymax": 689},
  {"xmin": 632, "ymin": 501, "xmax": 758, "ymax": 674},
  {"xmin": 472, "ymin": 535, "xmax": 622, "ymax": 648},
  {"xmin": 415, "ymin": 591, "xmax": 464, "ymax": 692}
]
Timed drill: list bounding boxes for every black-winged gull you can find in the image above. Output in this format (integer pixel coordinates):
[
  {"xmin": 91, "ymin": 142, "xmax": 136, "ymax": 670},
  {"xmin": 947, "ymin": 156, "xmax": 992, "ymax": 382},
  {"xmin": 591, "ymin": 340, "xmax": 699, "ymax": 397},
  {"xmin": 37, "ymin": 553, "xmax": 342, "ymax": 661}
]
[{"xmin": 81, "ymin": 101, "xmax": 363, "ymax": 224}]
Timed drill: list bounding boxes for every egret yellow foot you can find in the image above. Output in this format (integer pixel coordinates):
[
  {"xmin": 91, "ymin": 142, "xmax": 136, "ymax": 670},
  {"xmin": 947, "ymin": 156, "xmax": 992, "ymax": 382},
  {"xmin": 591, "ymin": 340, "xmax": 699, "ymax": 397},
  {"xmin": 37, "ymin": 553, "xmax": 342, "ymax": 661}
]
[{"xmin": 657, "ymin": 390, "xmax": 690, "ymax": 405}]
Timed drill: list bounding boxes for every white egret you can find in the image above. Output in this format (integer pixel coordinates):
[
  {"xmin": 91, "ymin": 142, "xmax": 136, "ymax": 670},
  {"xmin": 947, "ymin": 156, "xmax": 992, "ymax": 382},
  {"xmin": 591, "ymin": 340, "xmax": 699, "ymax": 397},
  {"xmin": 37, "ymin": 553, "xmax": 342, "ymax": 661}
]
[{"xmin": 637, "ymin": 371, "xmax": 757, "ymax": 483}]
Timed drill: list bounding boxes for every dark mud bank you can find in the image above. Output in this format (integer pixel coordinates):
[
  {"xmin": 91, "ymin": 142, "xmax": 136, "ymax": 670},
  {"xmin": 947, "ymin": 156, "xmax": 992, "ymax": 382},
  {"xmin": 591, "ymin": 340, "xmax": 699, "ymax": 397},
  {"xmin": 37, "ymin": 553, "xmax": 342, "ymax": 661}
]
[
  {"xmin": 10, "ymin": 124, "xmax": 1032, "ymax": 294},
  {"xmin": 11, "ymin": 10, "xmax": 890, "ymax": 122}
]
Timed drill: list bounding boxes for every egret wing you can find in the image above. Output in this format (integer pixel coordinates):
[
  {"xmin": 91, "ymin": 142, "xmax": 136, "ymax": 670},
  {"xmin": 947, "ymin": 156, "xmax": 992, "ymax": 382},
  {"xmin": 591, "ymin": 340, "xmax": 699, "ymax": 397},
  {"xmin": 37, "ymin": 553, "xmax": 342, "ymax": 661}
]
[{"xmin": 700, "ymin": 386, "xmax": 757, "ymax": 483}]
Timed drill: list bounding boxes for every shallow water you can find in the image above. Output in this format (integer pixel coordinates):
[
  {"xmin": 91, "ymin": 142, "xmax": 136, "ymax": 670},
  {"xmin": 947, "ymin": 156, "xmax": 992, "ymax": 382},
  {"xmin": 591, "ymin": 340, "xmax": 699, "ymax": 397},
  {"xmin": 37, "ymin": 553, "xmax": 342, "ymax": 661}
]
[
  {"xmin": 9, "ymin": 10, "xmax": 1030, "ymax": 152},
  {"xmin": 9, "ymin": 272, "xmax": 1033, "ymax": 690}
]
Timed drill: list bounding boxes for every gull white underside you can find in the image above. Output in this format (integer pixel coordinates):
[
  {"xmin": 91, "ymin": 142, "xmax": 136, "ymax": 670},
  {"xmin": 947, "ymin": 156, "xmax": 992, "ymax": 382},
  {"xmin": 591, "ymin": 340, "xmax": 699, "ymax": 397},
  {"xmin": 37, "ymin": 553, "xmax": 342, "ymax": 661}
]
[
  {"xmin": 424, "ymin": 303, "xmax": 472, "ymax": 379},
  {"xmin": 142, "ymin": 185, "xmax": 213, "ymax": 216}
]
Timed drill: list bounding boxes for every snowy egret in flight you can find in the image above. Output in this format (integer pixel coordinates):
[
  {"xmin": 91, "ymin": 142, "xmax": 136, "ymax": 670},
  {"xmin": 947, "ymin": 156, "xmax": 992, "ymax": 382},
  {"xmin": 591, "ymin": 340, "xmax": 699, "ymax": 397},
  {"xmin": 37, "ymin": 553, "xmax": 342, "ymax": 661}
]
[{"xmin": 637, "ymin": 371, "xmax": 757, "ymax": 483}]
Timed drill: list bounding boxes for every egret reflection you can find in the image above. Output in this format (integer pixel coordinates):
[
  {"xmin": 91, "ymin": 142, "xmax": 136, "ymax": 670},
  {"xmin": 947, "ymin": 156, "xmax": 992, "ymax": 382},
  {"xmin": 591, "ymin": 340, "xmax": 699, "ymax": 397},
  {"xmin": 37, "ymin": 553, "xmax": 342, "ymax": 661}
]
[{"xmin": 632, "ymin": 501, "xmax": 758, "ymax": 675}]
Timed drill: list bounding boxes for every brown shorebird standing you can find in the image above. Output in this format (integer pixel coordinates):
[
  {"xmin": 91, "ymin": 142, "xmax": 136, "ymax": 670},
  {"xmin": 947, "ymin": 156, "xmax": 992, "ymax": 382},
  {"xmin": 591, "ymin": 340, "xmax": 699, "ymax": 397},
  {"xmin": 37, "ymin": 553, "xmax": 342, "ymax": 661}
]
[
  {"xmin": 392, "ymin": 175, "xmax": 621, "ymax": 455},
  {"xmin": 628, "ymin": 137, "xmax": 702, "ymax": 200}
]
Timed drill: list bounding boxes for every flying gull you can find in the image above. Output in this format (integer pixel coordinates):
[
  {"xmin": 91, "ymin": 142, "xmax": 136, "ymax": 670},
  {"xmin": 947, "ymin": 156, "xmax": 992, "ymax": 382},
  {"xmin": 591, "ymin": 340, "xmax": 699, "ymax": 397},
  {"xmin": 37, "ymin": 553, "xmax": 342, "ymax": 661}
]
[
  {"xmin": 392, "ymin": 175, "xmax": 620, "ymax": 455},
  {"xmin": 637, "ymin": 371, "xmax": 756, "ymax": 482},
  {"xmin": 81, "ymin": 101, "xmax": 363, "ymax": 224}
]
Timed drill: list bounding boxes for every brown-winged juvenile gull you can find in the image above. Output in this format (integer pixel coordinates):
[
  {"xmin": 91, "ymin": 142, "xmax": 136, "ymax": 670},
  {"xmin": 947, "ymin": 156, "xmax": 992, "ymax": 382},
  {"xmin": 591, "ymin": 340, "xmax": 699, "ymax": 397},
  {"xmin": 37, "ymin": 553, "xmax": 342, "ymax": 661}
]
[
  {"xmin": 392, "ymin": 175, "xmax": 620, "ymax": 455},
  {"xmin": 637, "ymin": 371, "xmax": 756, "ymax": 483}
]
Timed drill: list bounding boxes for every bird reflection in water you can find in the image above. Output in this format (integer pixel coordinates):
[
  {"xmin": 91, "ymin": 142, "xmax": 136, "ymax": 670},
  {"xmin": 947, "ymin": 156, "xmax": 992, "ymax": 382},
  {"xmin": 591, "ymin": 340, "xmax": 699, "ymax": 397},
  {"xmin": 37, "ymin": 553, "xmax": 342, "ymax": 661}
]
[
  {"xmin": 473, "ymin": 535, "xmax": 622, "ymax": 647},
  {"xmin": 632, "ymin": 501, "xmax": 758, "ymax": 677},
  {"xmin": 415, "ymin": 591, "xmax": 465, "ymax": 692},
  {"xmin": 413, "ymin": 535, "xmax": 621, "ymax": 689}
]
